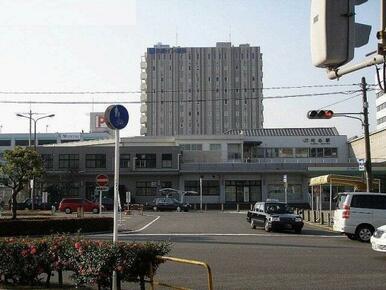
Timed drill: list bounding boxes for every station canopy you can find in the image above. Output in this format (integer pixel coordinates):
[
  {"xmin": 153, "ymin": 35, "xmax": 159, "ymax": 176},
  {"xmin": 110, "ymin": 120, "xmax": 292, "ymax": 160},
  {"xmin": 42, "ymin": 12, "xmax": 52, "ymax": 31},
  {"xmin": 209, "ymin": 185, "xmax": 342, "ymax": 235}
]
[{"xmin": 309, "ymin": 174, "xmax": 380, "ymax": 191}]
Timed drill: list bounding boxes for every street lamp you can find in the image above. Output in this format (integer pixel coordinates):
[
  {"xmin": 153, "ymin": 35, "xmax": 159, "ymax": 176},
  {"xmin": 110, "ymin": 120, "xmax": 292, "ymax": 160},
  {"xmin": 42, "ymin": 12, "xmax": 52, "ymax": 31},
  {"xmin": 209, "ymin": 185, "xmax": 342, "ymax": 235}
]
[{"xmin": 16, "ymin": 112, "xmax": 55, "ymax": 209}]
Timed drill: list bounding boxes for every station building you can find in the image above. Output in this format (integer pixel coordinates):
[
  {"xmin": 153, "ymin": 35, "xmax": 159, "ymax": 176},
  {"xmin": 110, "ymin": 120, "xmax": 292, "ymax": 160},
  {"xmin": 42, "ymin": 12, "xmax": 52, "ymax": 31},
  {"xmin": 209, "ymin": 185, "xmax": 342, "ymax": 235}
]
[{"xmin": 36, "ymin": 127, "xmax": 364, "ymax": 207}]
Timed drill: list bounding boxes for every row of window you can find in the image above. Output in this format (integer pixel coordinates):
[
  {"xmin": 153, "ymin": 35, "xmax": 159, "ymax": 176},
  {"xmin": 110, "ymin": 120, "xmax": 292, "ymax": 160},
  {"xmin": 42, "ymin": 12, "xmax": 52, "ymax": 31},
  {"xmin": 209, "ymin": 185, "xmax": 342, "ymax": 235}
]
[
  {"xmin": 377, "ymin": 116, "xmax": 386, "ymax": 125},
  {"xmin": 180, "ymin": 144, "xmax": 338, "ymax": 158},
  {"xmin": 376, "ymin": 102, "xmax": 386, "ymax": 112},
  {"xmin": 41, "ymin": 153, "xmax": 173, "ymax": 169},
  {"xmin": 150, "ymin": 52, "xmax": 259, "ymax": 60}
]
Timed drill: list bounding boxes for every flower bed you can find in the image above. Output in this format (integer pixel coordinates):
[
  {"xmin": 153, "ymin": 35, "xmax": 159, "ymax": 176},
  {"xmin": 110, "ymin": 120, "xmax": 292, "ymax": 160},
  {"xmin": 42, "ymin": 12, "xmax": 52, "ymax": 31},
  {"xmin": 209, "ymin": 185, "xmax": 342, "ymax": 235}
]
[
  {"xmin": 0, "ymin": 235, "xmax": 171, "ymax": 289},
  {"xmin": 0, "ymin": 217, "xmax": 113, "ymax": 236}
]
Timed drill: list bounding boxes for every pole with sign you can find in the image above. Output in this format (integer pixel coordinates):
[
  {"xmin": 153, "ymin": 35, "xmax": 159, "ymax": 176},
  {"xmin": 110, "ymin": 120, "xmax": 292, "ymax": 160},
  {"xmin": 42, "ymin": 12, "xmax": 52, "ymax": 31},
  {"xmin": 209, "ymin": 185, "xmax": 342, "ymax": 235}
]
[
  {"xmin": 96, "ymin": 174, "xmax": 109, "ymax": 215},
  {"xmin": 104, "ymin": 104, "xmax": 129, "ymax": 290}
]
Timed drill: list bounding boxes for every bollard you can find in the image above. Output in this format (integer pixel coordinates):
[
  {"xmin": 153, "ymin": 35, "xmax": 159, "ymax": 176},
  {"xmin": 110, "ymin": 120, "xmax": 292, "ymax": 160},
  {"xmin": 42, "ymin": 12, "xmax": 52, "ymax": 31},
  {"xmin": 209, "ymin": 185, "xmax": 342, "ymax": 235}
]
[
  {"xmin": 221, "ymin": 203, "xmax": 224, "ymax": 211},
  {"xmin": 51, "ymin": 205, "xmax": 56, "ymax": 216},
  {"xmin": 193, "ymin": 203, "xmax": 197, "ymax": 210},
  {"xmin": 320, "ymin": 212, "xmax": 324, "ymax": 225},
  {"xmin": 313, "ymin": 210, "xmax": 317, "ymax": 223},
  {"xmin": 236, "ymin": 203, "xmax": 240, "ymax": 212},
  {"xmin": 327, "ymin": 213, "xmax": 331, "ymax": 226},
  {"xmin": 307, "ymin": 210, "xmax": 310, "ymax": 222}
]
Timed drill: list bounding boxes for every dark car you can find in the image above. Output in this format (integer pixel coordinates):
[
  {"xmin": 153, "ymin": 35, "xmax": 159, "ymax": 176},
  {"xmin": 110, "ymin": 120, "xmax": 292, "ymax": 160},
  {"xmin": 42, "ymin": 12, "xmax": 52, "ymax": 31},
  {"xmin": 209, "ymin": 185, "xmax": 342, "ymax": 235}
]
[
  {"xmin": 93, "ymin": 197, "xmax": 114, "ymax": 211},
  {"xmin": 247, "ymin": 201, "xmax": 304, "ymax": 233},
  {"xmin": 16, "ymin": 198, "xmax": 58, "ymax": 210},
  {"xmin": 152, "ymin": 197, "xmax": 190, "ymax": 212},
  {"xmin": 58, "ymin": 198, "xmax": 100, "ymax": 214}
]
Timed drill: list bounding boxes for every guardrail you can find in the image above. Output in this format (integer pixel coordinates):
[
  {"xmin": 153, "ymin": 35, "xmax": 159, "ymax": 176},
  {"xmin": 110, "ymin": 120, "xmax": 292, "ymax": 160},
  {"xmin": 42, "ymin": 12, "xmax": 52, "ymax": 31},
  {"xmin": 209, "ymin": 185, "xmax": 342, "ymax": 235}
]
[
  {"xmin": 298, "ymin": 209, "xmax": 333, "ymax": 227},
  {"xmin": 148, "ymin": 255, "xmax": 214, "ymax": 290}
]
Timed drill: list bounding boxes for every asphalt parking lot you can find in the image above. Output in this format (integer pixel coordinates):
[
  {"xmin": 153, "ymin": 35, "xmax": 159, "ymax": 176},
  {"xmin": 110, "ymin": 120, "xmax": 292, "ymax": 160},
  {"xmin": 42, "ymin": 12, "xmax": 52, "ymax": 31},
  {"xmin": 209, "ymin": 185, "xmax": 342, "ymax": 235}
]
[{"xmin": 89, "ymin": 211, "xmax": 386, "ymax": 290}]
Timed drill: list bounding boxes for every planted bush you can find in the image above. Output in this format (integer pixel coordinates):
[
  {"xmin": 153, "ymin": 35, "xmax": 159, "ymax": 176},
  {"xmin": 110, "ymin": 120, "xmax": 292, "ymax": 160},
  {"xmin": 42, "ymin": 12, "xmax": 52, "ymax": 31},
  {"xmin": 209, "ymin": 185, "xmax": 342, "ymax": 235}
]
[
  {"xmin": 0, "ymin": 217, "xmax": 113, "ymax": 236},
  {"xmin": 0, "ymin": 235, "xmax": 171, "ymax": 289}
]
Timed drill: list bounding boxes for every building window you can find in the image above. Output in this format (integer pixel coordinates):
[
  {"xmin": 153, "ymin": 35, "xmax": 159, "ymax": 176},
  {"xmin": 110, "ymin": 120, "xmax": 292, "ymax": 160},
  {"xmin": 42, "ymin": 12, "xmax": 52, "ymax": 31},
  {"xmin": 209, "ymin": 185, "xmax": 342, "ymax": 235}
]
[
  {"xmin": 59, "ymin": 154, "xmax": 79, "ymax": 169},
  {"xmin": 120, "ymin": 154, "xmax": 131, "ymax": 168},
  {"xmin": 180, "ymin": 144, "xmax": 202, "ymax": 151},
  {"xmin": 41, "ymin": 154, "xmax": 53, "ymax": 169},
  {"xmin": 209, "ymin": 144, "xmax": 221, "ymax": 151},
  {"xmin": 278, "ymin": 148, "xmax": 294, "ymax": 158},
  {"xmin": 86, "ymin": 154, "xmax": 106, "ymax": 168},
  {"xmin": 184, "ymin": 180, "xmax": 219, "ymax": 195},
  {"xmin": 0, "ymin": 140, "xmax": 11, "ymax": 146},
  {"xmin": 227, "ymin": 144, "xmax": 242, "ymax": 160},
  {"xmin": 309, "ymin": 148, "xmax": 324, "ymax": 158},
  {"xmin": 162, "ymin": 153, "xmax": 172, "ymax": 168},
  {"xmin": 136, "ymin": 181, "xmax": 157, "ymax": 196},
  {"xmin": 324, "ymin": 148, "xmax": 338, "ymax": 158},
  {"xmin": 136, "ymin": 154, "xmax": 156, "ymax": 168},
  {"xmin": 38, "ymin": 140, "xmax": 57, "ymax": 145},
  {"xmin": 15, "ymin": 140, "xmax": 30, "ymax": 146},
  {"xmin": 295, "ymin": 148, "xmax": 309, "ymax": 158},
  {"xmin": 266, "ymin": 148, "xmax": 279, "ymax": 158}
]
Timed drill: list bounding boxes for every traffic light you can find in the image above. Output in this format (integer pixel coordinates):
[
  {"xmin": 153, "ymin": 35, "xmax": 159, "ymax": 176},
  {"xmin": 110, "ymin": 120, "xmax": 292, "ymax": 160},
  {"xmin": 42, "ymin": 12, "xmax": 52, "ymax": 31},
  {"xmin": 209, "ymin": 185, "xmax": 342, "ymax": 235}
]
[
  {"xmin": 307, "ymin": 110, "xmax": 334, "ymax": 119},
  {"xmin": 310, "ymin": 0, "xmax": 371, "ymax": 69}
]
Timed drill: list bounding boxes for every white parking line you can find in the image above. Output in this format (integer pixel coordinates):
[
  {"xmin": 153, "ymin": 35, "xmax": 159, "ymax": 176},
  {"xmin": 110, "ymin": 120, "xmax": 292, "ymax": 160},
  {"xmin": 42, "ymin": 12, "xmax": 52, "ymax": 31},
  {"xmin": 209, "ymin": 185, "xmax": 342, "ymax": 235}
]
[{"xmin": 127, "ymin": 214, "xmax": 160, "ymax": 233}]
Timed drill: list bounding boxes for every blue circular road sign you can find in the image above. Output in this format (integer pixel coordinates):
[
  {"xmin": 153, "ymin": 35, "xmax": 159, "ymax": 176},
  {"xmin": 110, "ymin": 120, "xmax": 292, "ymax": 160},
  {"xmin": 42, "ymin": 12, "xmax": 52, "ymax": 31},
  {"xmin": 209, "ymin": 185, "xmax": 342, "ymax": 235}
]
[{"xmin": 104, "ymin": 105, "xmax": 129, "ymax": 130}]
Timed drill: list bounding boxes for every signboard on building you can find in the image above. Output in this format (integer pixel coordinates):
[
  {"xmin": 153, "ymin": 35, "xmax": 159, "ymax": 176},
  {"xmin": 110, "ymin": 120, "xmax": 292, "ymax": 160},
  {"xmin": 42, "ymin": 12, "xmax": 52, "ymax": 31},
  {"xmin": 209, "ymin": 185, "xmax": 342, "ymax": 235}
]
[
  {"xmin": 60, "ymin": 133, "xmax": 81, "ymax": 141},
  {"xmin": 90, "ymin": 112, "xmax": 114, "ymax": 134}
]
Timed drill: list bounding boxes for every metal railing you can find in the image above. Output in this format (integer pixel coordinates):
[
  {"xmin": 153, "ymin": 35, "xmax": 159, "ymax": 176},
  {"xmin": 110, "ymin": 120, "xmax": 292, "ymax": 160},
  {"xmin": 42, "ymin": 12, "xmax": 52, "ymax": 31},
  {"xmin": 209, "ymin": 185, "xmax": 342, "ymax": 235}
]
[{"xmin": 148, "ymin": 256, "xmax": 214, "ymax": 290}]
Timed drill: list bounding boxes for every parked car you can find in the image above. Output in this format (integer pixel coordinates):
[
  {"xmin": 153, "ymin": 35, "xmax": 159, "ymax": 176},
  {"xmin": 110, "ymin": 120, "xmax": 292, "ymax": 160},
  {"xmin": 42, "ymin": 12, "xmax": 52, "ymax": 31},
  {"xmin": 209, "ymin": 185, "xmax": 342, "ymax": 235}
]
[
  {"xmin": 333, "ymin": 192, "xmax": 386, "ymax": 242},
  {"xmin": 58, "ymin": 198, "xmax": 100, "ymax": 214},
  {"xmin": 93, "ymin": 197, "xmax": 114, "ymax": 211},
  {"xmin": 152, "ymin": 197, "xmax": 190, "ymax": 212},
  {"xmin": 16, "ymin": 198, "xmax": 58, "ymax": 210},
  {"xmin": 247, "ymin": 200, "xmax": 303, "ymax": 233},
  {"xmin": 371, "ymin": 225, "xmax": 386, "ymax": 252}
]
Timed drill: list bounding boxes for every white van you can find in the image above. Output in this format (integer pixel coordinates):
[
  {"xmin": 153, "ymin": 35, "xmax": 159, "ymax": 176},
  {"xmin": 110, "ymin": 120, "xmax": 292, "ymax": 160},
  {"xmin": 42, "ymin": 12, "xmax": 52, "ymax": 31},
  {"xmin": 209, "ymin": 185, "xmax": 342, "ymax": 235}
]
[{"xmin": 333, "ymin": 192, "xmax": 386, "ymax": 242}]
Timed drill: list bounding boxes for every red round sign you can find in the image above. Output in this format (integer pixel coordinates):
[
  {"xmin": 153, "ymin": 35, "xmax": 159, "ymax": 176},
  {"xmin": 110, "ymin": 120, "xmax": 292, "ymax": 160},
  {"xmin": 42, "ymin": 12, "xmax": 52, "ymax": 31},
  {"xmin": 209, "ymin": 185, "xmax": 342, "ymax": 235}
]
[{"xmin": 96, "ymin": 174, "xmax": 109, "ymax": 187}]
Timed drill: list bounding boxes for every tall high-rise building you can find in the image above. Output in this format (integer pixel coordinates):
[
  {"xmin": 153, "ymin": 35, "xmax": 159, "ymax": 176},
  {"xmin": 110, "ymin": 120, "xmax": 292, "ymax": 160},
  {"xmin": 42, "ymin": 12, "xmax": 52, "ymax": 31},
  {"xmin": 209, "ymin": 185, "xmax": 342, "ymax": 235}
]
[
  {"xmin": 140, "ymin": 42, "xmax": 263, "ymax": 136},
  {"xmin": 376, "ymin": 73, "xmax": 386, "ymax": 130}
]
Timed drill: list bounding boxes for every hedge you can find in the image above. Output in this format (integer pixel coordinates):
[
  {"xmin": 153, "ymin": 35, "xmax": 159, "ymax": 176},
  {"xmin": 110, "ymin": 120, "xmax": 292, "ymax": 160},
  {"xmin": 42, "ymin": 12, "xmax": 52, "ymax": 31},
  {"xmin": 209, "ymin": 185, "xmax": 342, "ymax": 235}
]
[
  {"xmin": 0, "ymin": 217, "xmax": 113, "ymax": 236},
  {"xmin": 0, "ymin": 235, "xmax": 171, "ymax": 289}
]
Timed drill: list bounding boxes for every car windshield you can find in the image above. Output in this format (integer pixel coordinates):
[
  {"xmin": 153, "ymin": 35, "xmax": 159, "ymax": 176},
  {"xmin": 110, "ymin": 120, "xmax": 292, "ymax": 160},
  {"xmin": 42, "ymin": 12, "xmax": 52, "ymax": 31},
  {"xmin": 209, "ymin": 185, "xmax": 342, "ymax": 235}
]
[{"xmin": 265, "ymin": 203, "xmax": 291, "ymax": 214}]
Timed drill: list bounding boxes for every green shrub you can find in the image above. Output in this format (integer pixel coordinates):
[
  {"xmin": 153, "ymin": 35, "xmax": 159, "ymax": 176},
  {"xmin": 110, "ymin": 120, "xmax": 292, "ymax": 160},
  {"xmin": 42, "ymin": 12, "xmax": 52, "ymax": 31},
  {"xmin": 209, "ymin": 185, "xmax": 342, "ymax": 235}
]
[
  {"xmin": 0, "ymin": 217, "xmax": 113, "ymax": 236},
  {"xmin": 0, "ymin": 235, "xmax": 171, "ymax": 289}
]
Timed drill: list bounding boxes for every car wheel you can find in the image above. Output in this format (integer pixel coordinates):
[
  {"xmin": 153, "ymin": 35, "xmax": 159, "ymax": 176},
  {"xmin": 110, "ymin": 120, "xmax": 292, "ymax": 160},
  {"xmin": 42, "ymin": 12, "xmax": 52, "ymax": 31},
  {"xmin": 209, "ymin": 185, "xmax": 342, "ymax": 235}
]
[
  {"xmin": 294, "ymin": 227, "xmax": 302, "ymax": 234},
  {"xmin": 176, "ymin": 206, "xmax": 181, "ymax": 212},
  {"xmin": 65, "ymin": 208, "xmax": 71, "ymax": 214},
  {"xmin": 356, "ymin": 225, "xmax": 374, "ymax": 243},
  {"xmin": 250, "ymin": 220, "xmax": 256, "ymax": 229},
  {"xmin": 92, "ymin": 208, "xmax": 99, "ymax": 214},
  {"xmin": 345, "ymin": 233, "xmax": 357, "ymax": 240},
  {"xmin": 264, "ymin": 220, "xmax": 271, "ymax": 232}
]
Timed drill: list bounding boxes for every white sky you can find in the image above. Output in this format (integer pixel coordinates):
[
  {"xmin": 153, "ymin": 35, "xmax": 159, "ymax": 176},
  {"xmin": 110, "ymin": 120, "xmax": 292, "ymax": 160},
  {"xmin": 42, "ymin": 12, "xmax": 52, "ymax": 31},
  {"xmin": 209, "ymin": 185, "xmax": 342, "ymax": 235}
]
[{"xmin": 0, "ymin": 0, "xmax": 380, "ymax": 138}]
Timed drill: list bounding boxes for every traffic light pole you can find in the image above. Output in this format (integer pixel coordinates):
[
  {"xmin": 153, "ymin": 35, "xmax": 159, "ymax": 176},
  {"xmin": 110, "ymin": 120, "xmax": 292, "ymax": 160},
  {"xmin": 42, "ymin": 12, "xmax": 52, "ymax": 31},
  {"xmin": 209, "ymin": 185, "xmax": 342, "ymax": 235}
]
[{"xmin": 361, "ymin": 77, "xmax": 373, "ymax": 192}]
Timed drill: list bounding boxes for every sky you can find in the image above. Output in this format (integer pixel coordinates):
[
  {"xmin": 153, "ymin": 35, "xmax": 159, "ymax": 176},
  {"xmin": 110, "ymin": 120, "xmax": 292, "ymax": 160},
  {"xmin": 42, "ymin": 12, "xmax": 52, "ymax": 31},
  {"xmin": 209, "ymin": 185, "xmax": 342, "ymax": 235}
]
[{"xmin": 0, "ymin": 0, "xmax": 381, "ymax": 138}]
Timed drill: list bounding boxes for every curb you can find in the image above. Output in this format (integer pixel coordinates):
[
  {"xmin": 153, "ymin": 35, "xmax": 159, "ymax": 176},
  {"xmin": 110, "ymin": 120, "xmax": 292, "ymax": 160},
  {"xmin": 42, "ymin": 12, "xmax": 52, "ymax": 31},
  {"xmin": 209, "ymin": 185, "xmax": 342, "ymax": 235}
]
[{"xmin": 304, "ymin": 221, "xmax": 335, "ymax": 233}]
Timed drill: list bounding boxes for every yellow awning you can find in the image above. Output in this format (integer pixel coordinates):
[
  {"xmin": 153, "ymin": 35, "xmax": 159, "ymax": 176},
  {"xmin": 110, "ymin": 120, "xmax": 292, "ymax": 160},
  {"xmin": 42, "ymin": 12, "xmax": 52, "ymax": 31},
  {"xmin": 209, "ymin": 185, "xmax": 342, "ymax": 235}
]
[{"xmin": 309, "ymin": 174, "xmax": 380, "ymax": 191}]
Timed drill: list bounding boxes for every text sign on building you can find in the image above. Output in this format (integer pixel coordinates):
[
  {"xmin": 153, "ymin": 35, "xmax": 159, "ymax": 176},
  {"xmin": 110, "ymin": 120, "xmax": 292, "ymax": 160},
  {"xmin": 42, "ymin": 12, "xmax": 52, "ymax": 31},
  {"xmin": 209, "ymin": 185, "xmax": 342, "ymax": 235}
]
[
  {"xmin": 357, "ymin": 159, "xmax": 365, "ymax": 172},
  {"xmin": 96, "ymin": 174, "xmax": 109, "ymax": 187},
  {"xmin": 60, "ymin": 133, "xmax": 81, "ymax": 141}
]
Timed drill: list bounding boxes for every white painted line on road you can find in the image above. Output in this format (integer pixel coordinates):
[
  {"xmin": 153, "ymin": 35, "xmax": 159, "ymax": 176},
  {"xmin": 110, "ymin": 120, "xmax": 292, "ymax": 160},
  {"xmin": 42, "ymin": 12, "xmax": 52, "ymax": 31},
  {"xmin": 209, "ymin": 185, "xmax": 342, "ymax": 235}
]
[
  {"xmin": 128, "ymin": 215, "xmax": 160, "ymax": 233},
  {"xmin": 123, "ymin": 233, "xmax": 344, "ymax": 238}
]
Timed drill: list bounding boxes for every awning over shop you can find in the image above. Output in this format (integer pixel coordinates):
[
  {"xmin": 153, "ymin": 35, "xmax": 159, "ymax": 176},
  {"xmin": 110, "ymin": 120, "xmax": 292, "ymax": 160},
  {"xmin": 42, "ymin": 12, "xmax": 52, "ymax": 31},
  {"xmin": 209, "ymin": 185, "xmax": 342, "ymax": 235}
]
[{"xmin": 309, "ymin": 174, "xmax": 380, "ymax": 191}]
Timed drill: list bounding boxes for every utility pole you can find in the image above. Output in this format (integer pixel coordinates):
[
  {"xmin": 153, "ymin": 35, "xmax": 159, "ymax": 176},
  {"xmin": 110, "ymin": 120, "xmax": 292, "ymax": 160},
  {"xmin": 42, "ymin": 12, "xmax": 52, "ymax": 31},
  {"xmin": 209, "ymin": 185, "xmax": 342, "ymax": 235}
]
[{"xmin": 361, "ymin": 77, "xmax": 373, "ymax": 192}]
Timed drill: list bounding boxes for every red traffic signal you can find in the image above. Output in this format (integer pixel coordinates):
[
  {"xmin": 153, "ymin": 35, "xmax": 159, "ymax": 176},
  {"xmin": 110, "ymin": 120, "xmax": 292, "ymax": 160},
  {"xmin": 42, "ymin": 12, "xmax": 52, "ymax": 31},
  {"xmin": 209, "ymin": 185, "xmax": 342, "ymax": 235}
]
[{"xmin": 307, "ymin": 110, "xmax": 334, "ymax": 119}]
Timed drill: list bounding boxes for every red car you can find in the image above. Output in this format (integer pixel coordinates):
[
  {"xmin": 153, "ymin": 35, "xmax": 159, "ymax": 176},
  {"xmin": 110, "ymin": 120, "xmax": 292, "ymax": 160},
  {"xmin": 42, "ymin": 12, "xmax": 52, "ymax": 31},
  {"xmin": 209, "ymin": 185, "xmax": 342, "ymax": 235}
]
[{"xmin": 58, "ymin": 198, "xmax": 100, "ymax": 214}]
